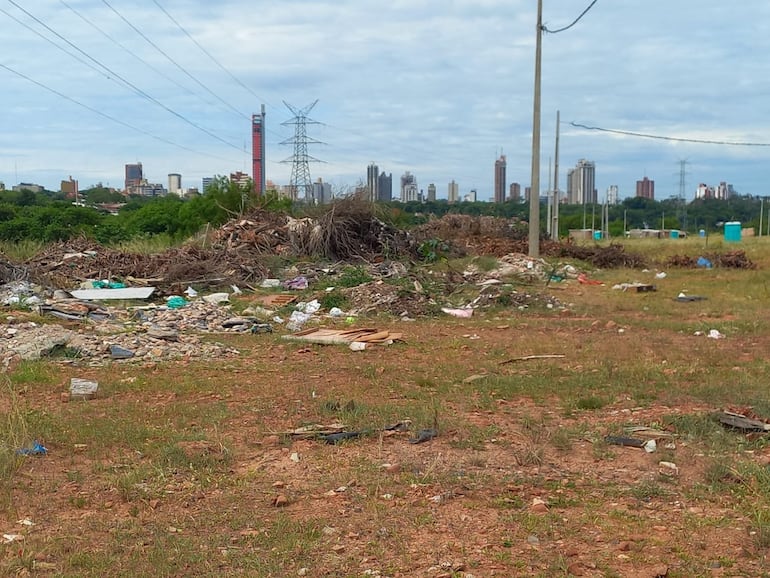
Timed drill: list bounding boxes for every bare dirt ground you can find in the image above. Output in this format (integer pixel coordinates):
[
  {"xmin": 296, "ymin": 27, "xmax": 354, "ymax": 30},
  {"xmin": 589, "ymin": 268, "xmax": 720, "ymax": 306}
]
[{"xmin": 2, "ymin": 264, "xmax": 770, "ymax": 578}]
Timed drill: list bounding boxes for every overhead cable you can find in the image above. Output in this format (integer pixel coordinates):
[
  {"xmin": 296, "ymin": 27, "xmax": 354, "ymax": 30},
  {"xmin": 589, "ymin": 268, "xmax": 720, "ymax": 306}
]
[
  {"xmin": 543, "ymin": 0, "xmax": 599, "ymax": 34},
  {"xmin": 569, "ymin": 121, "xmax": 770, "ymax": 147}
]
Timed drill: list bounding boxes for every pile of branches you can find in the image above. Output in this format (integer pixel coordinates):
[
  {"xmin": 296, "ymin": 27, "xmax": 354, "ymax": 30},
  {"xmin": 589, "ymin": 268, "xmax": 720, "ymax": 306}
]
[
  {"xmin": 413, "ymin": 214, "xmax": 527, "ymax": 242},
  {"xmin": 664, "ymin": 250, "xmax": 756, "ymax": 269},
  {"xmin": 544, "ymin": 242, "xmax": 647, "ymax": 268},
  {"xmin": 212, "ymin": 197, "xmax": 415, "ymax": 261},
  {"xmin": 23, "ymin": 237, "xmax": 269, "ymax": 292}
]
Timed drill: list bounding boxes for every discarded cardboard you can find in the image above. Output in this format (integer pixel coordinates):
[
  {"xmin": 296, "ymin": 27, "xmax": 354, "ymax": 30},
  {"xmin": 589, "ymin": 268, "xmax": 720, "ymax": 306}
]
[
  {"xmin": 282, "ymin": 327, "xmax": 403, "ymax": 346},
  {"xmin": 70, "ymin": 287, "xmax": 155, "ymax": 300}
]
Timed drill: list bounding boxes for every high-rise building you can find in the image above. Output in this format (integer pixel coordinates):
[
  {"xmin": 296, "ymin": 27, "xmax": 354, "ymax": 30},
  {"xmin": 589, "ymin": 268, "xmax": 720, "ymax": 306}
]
[
  {"xmin": 494, "ymin": 155, "xmax": 507, "ymax": 203},
  {"xmin": 566, "ymin": 159, "xmax": 596, "ymax": 204},
  {"xmin": 524, "ymin": 186, "xmax": 532, "ymax": 202},
  {"xmin": 377, "ymin": 172, "xmax": 392, "ymax": 202},
  {"xmin": 716, "ymin": 181, "xmax": 730, "ymax": 200},
  {"xmin": 366, "ymin": 163, "xmax": 379, "ymax": 202},
  {"xmin": 230, "ymin": 171, "xmax": 251, "ymax": 189},
  {"xmin": 401, "ymin": 171, "xmax": 418, "ymax": 202},
  {"xmin": 311, "ymin": 178, "xmax": 332, "ymax": 204},
  {"xmin": 606, "ymin": 185, "xmax": 619, "ymax": 205},
  {"xmin": 252, "ymin": 105, "xmax": 266, "ymax": 195},
  {"xmin": 636, "ymin": 177, "xmax": 654, "ymax": 200},
  {"xmin": 427, "ymin": 183, "xmax": 436, "ymax": 202},
  {"xmin": 509, "ymin": 182, "xmax": 521, "ymax": 202},
  {"xmin": 201, "ymin": 177, "xmax": 214, "ymax": 193},
  {"xmin": 448, "ymin": 180, "xmax": 459, "ymax": 203},
  {"xmin": 168, "ymin": 173, "xmax": 182, "ymax": 196},
  {"xmin": 465, "ymin": 189, "xmax": 477, "ymax": 203},
  {"xmin": 125, "ymin": 162, "xmax": 143, "ymax": 193}
]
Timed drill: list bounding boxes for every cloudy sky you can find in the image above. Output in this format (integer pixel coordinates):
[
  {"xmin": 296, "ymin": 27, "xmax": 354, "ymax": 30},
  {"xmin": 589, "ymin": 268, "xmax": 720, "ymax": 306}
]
[{"xmin": 1, "ymin": 0, "xmax": 769, "ymax": 201}]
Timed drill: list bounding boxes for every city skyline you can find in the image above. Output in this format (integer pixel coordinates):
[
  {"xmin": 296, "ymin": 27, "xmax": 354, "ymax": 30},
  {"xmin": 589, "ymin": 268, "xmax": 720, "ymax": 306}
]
[{"xmin": 2, "ymin": 1, "xmax": 769, "ymax": 200}]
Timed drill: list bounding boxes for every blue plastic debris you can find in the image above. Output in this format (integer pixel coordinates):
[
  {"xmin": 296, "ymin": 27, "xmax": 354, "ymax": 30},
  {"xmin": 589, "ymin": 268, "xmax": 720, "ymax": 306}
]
[
  {"xmin": 696, "ymin": 256, "xmax": 713, "ymax": 269},
  {"xmin": 17, "ymin": 441, "xmax": 47, "ymax": 456}
]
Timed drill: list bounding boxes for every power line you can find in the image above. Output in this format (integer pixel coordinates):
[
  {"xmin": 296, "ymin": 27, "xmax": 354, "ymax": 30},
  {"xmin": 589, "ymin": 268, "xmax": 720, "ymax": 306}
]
[
  {"xmin": 569, "ymin": 121, "xmax": 770, "ymax": 146},
  {"xmin": 543, "ymin": 0, "xmax": 600, "ymax": 34},
  {"xmin": 101, "ymin": 0, "xmax": 248, "ymax": 122},
  {"xmin": 0, "ymin": 62, "xmax": 237, "ymax": 163},
  {"xmin": 3, "ymin": 0, "xmax": 243, "ymax": 151},
  {"xmin": 59, "ymin": 0, "xmax": 198, "ymax": 100},
  {"xmin": 150, "ymin": 0, "xmax": 271, "ymax": 108}
]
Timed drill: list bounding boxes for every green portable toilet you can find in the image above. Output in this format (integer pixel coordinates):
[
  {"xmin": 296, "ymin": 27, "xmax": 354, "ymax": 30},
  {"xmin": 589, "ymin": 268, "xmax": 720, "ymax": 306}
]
[
  {"xmin": 724, "ymin": 221, "xmax": 741, "ymax": 242},
  {"xmin": 670, "ymin": 230, "xmax": 680, "ymax": 239}
]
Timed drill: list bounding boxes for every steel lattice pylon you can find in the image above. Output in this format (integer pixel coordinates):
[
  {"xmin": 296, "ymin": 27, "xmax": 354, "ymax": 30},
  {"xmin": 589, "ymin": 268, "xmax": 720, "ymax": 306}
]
[{"xmin": 281, "ymin": 100, "xmax": 324, "ymax": 201}]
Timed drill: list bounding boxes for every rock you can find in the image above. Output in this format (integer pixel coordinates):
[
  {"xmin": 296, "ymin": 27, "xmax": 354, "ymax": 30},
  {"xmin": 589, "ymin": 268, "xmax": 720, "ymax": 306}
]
[
  {"xmin": 146, "ymin": 327, "xmax": 179, "ymax": 341},
  {"xmin": 567, "ymin": 562, "xmax": 585, "ymax": 576},
  {"xmin": 618, "ymin": 541, "xmax": 632, "ymax": 551},
  {"xmin": 531, "ymin": 497, "xmax": 549, "ymax": 514},
  {"xmin": 273, "ymin": 494, "xmax": 289, "ymax": 507},
  {"xmin": 658, "ymin": 461, "xmax": 679, "ymax": 477},
  {"xmin": 384, "ymin": 463, "xmax": 401, "ymax": 474}
]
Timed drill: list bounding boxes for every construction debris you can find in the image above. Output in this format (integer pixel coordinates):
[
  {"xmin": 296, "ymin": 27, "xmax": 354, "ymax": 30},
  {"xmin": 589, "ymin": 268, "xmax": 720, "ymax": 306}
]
[
  {"xmin": 282, "ymin": 328, "xmax": 403, "ymax": 346},
  {"xmin": 665, "ymin": 250, "xmax": 756, "ymax": 269}
]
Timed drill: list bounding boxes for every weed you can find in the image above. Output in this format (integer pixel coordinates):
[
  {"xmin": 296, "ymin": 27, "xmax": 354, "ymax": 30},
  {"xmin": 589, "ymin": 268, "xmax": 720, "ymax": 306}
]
[
  {"xmin": 320, "ymin": 290, "xmax": 348, "ymax": 311},
  {"xmin": 337, "ymin": 266, "xmax": 372, "ymax": 288},
  {"xmin": 574, "ymin": 396, "xmax": 607, "ymax": 411},
  {"xmin": 631, "ymin": 479, "xmax": 669, "ymax": 501}
]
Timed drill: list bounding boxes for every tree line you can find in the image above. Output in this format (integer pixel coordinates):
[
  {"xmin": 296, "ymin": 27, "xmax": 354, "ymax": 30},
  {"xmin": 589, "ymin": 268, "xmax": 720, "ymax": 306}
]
[{"xmin": 0, "ymin": 179, "xmax": 763, "ymax": 245}]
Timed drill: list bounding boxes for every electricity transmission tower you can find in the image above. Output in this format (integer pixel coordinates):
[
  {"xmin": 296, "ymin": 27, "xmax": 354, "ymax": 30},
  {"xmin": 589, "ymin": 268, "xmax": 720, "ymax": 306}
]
[{"xmin": 281, "ymin": 100, "xmax": 324, "ymax": 201}]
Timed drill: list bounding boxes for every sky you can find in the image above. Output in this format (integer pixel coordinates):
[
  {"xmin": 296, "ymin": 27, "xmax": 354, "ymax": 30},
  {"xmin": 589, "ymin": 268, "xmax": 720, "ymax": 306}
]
[{"xmin": 1, "ymin": 0, "xmax": 770, "ymax": 201}]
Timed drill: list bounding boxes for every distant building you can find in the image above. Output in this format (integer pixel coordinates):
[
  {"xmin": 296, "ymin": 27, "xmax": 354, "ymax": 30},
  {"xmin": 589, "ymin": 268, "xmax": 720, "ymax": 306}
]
[
  {"xmin": 201, "ymin": 177, "xmax": 214, "ymax": 193},
  {"xmin": 524, "ymin": 186, "xmax": 532, "ymax": 202},
  {"xmin": 566, "ymin": 159, "xmax": 596, "ymax": 204},
  {"xmin": 377, "ymin": 172, "xmax": 392, "ymax": 202},
  {"xmin": 606, "ymin": 185, "xmax": 619, "ymax": 205},
  {"xmin": 366, "ymin": 163, "xmax": 379, "ymax": 202},
  {"xmin": 12, "ymin": 182, "xmax": 44, "ymax": 193},
  {"xmin": 311, "ymin": 178, "xmax": 332, "ymax": 204},
  {"xmin": 464, "ymin": 189, "xmax": 477, "ymax": 203},
  {"xmin": 230, "ymin": 171, "xmax": 251, "ymax": 189},
  {"xmin": 0, "ymin": 182, "xmax": 4, "ymax": 191},
  {"xmin": 636, "ymin": 177, "xmax": 654, "ymax": 200},
  {"xmin": 695, "ymin": 181, "xmax": 732, "ymax": 200},
  {"xmin": 427, "ymin": 183, "xmax": 436, "ymax": 202},
  {"xmin": 509, "ymin": 182, "xmax": 521, "ymax": 202},
  {"xmin": 125, "ymin": 163, "xmax": 143, "ymax": 193},
  {"xmin": 494, "ymin": 155, "xmax": 506, "ymax": 203},
  {"xmin": 447, "ymin": 180, "xmax": 459, "ymax": 203},
  {"xmin": 716, "ymin": 181, "xmax": 731, "ymax": 200},
  {"xmin": 61, "ymin": 177, "xmax": 79, "ymax": 200},
  {"xmin": 400, "ymin": 171, "xmax": 418, "ymax": 202},
  {"xmin": 168, "ymin": 173, "xmax": 182, "ymax": 196}
]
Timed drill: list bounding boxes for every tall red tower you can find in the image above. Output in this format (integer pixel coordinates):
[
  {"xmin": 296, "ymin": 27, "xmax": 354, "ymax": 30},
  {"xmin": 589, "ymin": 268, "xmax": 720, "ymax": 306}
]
[{"xmin": 252, "ymin": 105, "xmax": 266, "ymax": 195}]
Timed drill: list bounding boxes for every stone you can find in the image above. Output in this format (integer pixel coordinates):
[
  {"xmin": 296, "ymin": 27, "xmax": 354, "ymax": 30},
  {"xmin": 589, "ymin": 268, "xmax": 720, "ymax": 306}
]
[{"xmin": 273, "ymin": 494, "xmax": 289, "ymax": 507}]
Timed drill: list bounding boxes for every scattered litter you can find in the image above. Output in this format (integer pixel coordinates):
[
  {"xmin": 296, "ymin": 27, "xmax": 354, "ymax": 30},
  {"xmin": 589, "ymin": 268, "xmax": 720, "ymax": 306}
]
[
  {"xmin": 605, "ymin": 435, "xmax": 644, "ymax": 448},
  {"xmin": 499, "ymin": 354, "xmax": 565, "ymax": 365},
  {"xmin": 658, "ymin": 461, "xmax": 679, "ymax": 477},
  {"xmin": 290, "ymin": 452, "xmax": 300, "ymax": 463},
  {"xmin": 624, "ymin": 426, "xmax": 675, "ymax": 439},
  {"xmin": 441, "ymin": 307, "xmax": 474, "ymax": 318},
  {"xmin": 16, "ymin": 441, "xmax": 47, "ymax": 456},
  {"xmin": 319, "ymin": 431, "xmax": 364, "ymax": 444},
  {"xmin": 258, "ymin": 294, "xmax": 296, "ymax": 308},
  {"xmin": 16, "ymin": 519, "xmax": 34, "ymax": 527},
  {"xmin": 577, "ymin": 273, "xmax": 603, "ymax": 285},
  {"xmin": 675, "ymin": 293, "xmax": 707, "ymax": 302},
  {"xmin": 286, "ymin": 311, "xmax": 313, "ymax": 332},
  {"xmin": 183, "ymin": 286, "xmax": 198, "ymax": 298},
  {"xmin": 643, "ymin": 439, "xmax": 657, "ymax": 453},
  {"xmin": 283, "ymin": 276, "xmax": 309, "ymax": 290},
  {"xmin": 655, "ymin": 272, "xmax": 667, "ymax": 279},
  {"xmin": 70, "ymin": 378, "xmax": 98, "ymax": 400},
  {"xmin": 612, "ymin": 283, "xmax": 656, "ymax": 292},
  {"xmin": 349, "ymin": 342, "xmax": 367, "ymax": 351},
  {"xmin": 166, "ymin": 296, "xmax": 187, "ymax": 309},
  {"xmin": 717, "ymin": 410, "xmax": 770, "ymax": 432},
  {"xmin": 283, "ymin": 328, "xmax": 403, "ymax": 346},
  {"xmin": 260, "ymin": 278, "xmax": 281, "ymax": 288},
  {"xmin": 409, "ymin": 428, "xmax": 437, "ymax": 444},
  {"xmin": 250, "ymin": 323, "xmax": 273, "ymax": 334},
  {"xmin": 296, "ymin": 300, "xmax": 321, "ymax": 314},
  {"xmin": 696, "ymin": 256, "xmax": 713, "ymax": 269},
  {"xmin": 328, "ymin": 307, "xmax": 345, "ymax": 317},
  {"xmin": 707, "ymin": 329, "xmax": 725, "ymax": 339},
  {"xmin": 2, "ymin": 534, "xmax": 23, "ymax": 544},
  {"xmin": 202, "ymin": 292, "xmax": 230, "ymax": 304},
  {"xmin": 230, "ymin": 285, "xmax": 242, "ymax": 295},
  {"xmin": 70, "ymin": 287, "xmax": 155, "ymax": 300}
]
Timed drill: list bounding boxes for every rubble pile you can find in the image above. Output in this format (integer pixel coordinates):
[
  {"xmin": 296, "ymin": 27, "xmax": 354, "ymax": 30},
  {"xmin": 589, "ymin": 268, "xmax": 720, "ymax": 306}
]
[
  {"xmin": 1, "ymin": 320, "xmax": 238, "ymax": 368},
  {"xmin": 546, "ymin": 242, "xmax": 647, "ymax": 268},
  {"xmin": 344, "ymin": 281, "xmax": 437, "ymax": 317},
  {"xmin": 665, "ymin": 250, "xmax": 756, "ymax": 269}
]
